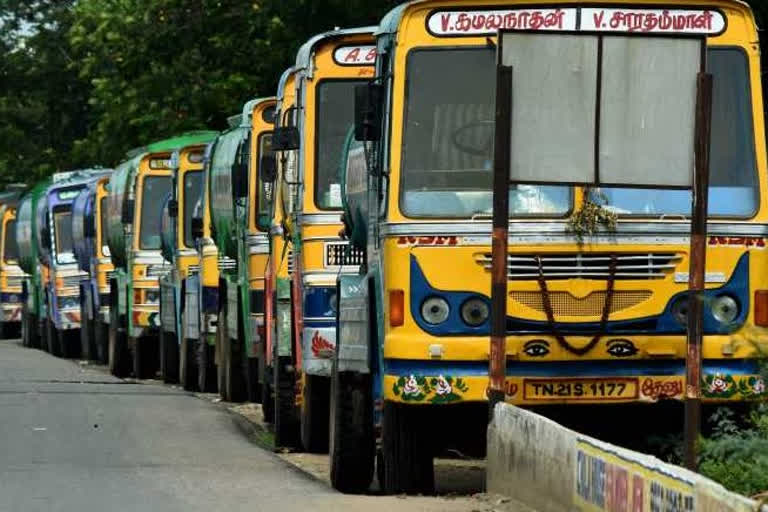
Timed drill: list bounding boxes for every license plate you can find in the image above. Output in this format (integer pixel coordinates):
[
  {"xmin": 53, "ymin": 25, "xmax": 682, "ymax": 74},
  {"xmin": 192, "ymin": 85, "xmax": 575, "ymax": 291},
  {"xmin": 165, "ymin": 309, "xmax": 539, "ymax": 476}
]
[{"xmin": 523, "ymin": 378, "xmax": 638, "ymax": 401}]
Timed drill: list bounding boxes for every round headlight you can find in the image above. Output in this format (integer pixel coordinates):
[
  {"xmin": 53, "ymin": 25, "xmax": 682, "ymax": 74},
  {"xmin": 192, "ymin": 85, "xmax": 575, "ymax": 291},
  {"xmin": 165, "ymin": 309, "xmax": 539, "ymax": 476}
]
[
  {"xmin": 421, "ymin": 297, "xmax": 450, "ymax": 325},
  {"xmin": 711, "ymin": 295, "xmax": 739, "ymax": 324},
  {"xmin": 671, "ymin": 298, "xmax": 688, "ymax": 325},
  {"xmin": 461, "ymin": 298, "xmax": 489, "ymax": 326}
]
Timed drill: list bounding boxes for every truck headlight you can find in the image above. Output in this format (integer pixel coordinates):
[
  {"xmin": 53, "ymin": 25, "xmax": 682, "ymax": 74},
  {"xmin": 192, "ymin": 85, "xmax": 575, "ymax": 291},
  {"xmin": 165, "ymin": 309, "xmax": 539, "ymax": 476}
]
[
  {"xmin": 145, "ymin": 290, "xmax": 160, "ymax": 304},
  {"xmin": 421, "ymin": 296, "xmax": 450, "ymax": 325},
  {"xmin": 711, "ymin": 295, "xmax": 738, "ymax": 325},
  {"xmin": 461, "ymin": 297, "xmax": 489, "ymax": 326}
]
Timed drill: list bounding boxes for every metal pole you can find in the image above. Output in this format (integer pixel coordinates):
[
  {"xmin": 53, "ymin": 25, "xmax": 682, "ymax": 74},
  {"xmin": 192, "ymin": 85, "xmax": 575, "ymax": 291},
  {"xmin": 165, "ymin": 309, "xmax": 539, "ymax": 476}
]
[
  {"xmin": 685, "ymin": 72, "xmax": 713, "ymax": 471},
  {"xmin": 489, "ymin": 65, "xmax": 513, "ymax": 420}
]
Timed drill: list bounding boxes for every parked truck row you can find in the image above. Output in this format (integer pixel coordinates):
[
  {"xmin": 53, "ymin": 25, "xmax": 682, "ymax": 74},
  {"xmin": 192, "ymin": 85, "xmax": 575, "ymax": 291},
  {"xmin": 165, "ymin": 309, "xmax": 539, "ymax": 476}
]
[{"xmin": 8, "ymin": 0, "xmax": 767, "ymax": 497}]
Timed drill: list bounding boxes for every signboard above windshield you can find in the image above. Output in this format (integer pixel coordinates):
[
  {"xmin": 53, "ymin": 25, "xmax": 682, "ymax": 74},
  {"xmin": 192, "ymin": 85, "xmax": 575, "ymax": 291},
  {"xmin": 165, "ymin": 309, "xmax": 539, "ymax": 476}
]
[
  {"xmin": 333, "ymin": 45, "xmax": 377, "ymax": 66},
  {"xmin": 498, "ymin": 31, "xmax": 702, "ymax": 188},
  {"xmin": 427, "ymin": 7, "xmax": 725, "ymax": 36}
]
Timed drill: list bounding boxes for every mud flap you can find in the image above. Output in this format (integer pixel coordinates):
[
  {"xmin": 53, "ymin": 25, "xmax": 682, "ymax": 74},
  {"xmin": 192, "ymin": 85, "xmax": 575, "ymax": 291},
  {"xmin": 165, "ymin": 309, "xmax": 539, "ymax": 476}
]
[{"xmin": 337, "ymin": 275, "xmax": 369, "ymax": 374}]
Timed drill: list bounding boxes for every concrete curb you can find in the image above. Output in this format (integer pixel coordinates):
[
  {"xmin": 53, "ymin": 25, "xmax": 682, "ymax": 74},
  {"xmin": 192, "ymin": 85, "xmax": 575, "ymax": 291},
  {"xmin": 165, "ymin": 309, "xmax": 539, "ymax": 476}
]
[{"xmin": 487, "ymin": 403, "xmax": 767, "ymax": 512}]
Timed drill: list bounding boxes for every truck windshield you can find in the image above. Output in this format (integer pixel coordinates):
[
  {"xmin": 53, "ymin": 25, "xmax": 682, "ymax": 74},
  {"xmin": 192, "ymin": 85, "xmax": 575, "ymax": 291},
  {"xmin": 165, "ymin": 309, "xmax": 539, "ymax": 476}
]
[
  {"xmin": 401, "ymin": 47, "xmax": 571, "ymax": 218},
  {"xmin": 315, "ymin": 80, "xmax": 368, "ymax": 210},
  {"xmin": 4, "ymin": 219, "xmax": 17, "ymax": 263},
  {"xmin": 140, "ymin": 176, "xmax": 172, "ymax": 250},
  {"xmin": 54, "ymin": 207, "xmax": 75, "ymax": 264},
  {"xmin": 597, "ymin": 48, "xmax": 758, "ymax": 217},
  {"xmin": 99, "ymin": 196, "xmax": 110, "ymax": 256},
  {"xmin": 256, "ymin": 132, "xmax": 273, "ymax": 230},
  {"xmin": 183, "ymin": 171, "xmax": 203, "ymax": 247}
]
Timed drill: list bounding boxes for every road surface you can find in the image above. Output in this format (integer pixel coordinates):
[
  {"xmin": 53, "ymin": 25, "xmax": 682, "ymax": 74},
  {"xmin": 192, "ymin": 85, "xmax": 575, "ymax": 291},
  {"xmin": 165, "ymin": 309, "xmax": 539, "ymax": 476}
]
[{"xmin": 0, "ymin": 339, "xmax": 526, "ymax": 512}]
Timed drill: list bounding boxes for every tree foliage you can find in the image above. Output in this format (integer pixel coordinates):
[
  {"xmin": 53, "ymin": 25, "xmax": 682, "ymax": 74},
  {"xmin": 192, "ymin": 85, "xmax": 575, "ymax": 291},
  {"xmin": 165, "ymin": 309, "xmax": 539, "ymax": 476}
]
[{"xmin": 0, "ymin": 0, "xmax": 765, "ymax": 182}]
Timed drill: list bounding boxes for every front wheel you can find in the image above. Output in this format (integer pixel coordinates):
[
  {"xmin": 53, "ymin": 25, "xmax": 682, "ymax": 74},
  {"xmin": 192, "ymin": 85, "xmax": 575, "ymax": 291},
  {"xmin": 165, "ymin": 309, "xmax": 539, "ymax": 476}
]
[
  {"xmin": 179, "ymin": 337, "xmax": 198, "ymax": 391},
  {"xmin": 381, "ymin": 401, "xmax": 435, "ymax": 495},
  {"xmin": 133, "ymin": 335, "xmax": 158, "ymax": 379},
  {"xmin": 94, "ymin": 319, "xmax": 109, "ymax": 364},
  {"xmin": 108, "ymin": 317, "xmax": 131, "ymax": 378},
  {"xmin": 197, "ymin": 336, "xmax": 217, "ymax": 393},
  {"xmin": 329, "ymin": 367, "xmax": 374, "ymax": 493},
  {"xmin": 160, "ymin": 329, "xmax": 179, "ymax": 383},
  {"xmin": 273, "ymin": 356, "xmax": 301, "ymax": 449},
  {"xmin": 301, "ymin": 374, "xmax": 330, "ymax": 453}
]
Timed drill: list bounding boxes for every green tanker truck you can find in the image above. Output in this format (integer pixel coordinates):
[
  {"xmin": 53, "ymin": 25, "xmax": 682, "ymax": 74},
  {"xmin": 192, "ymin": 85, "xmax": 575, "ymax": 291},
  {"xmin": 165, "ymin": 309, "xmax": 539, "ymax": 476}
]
[{"xmin": 106, "ymin": 132, "xmax": 216, "ymax": 378}]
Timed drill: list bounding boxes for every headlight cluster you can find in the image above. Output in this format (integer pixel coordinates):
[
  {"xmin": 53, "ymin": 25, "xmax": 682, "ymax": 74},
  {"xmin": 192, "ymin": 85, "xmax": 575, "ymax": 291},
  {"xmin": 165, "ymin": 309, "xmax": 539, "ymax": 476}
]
[
  {"xmin": 672, "ymin": 294, "xmax": 739, "ymax": 326},
  {"xmin": 58, "ymin": 296, "xmax": 80, "ymax": 310},
  {"xmin": 420, "ymin": 296, "xmax": 489, "ymax": 327},
  {"xmin": 144, "ymin": 290, "xmax": 160, "ymax": 304}
]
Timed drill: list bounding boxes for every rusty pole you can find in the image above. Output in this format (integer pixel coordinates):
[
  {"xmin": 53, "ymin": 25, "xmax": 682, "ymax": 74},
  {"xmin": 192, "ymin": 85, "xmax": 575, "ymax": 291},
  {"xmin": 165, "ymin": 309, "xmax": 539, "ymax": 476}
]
[
  {"xmin": 685, "ymin": 72, "xmax": 713, "ymax": 471},
  {"xmin": 489, "ymin": 65, "xmax": 513, "ymax": 419}
]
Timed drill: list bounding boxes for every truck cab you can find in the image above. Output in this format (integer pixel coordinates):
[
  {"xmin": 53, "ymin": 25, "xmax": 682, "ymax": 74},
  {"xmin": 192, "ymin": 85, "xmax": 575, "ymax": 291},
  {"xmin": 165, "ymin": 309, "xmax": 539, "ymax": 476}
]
[
  {"xmin": 72, "ymin": 174, "xmax": 114, "ymax": 362},
  {"xmin": 106, "ymin": 132, "xmax": 215, "ymax": 378},
  {"xmin": 158, "ymin": 139, "xmax": 216, "ymax": 385},
  {"xmin": 39, "ymin": 170, "xmax": 111, "ymax": 358}
]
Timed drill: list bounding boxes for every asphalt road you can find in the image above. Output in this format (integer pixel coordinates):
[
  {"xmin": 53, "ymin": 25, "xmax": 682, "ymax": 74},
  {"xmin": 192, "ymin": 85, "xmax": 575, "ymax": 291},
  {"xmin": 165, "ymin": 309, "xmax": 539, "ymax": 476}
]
[{"xmin": 0, "ymin": 339, "xmax": 512, "ymax": 512}]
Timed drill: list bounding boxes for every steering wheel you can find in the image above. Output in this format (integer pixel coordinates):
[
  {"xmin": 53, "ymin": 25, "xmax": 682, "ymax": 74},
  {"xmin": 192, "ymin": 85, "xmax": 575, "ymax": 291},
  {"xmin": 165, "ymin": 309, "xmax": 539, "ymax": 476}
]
[{"xmin": 450, "ymin": 120, "xmax": 494, "ymax": 157}]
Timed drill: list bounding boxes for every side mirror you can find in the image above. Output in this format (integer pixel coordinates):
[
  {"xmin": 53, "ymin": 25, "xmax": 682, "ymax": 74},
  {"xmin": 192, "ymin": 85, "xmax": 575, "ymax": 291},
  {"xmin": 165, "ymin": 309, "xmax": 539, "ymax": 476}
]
[
  {"xmin": 168, "ymin": 199, "xmax": 178, "ymax": 218},
  {"xmin": 355, "ymin": 83, "xmax": 383, "ymax": 142},
  {"xmin": 41, "ymin": 225, "xmax": 51, "ymax": 249},
  {"xmin": 121, "ymin": 199, "xmax": 135, "ymax": 224},
  {"xmin": 272, "ymin": 126, "xmax": 300, "ymax": 151},
  {"xmin": 84, "ymin": 214, "xmax": 96, "ymax": 238},
  {"xmin": 190, "ymin": 217, "xmax": 203, "ymax": 240},
  {"xmin": 259, "ymin": 155, "xmax": 277, "ymax": 183}
]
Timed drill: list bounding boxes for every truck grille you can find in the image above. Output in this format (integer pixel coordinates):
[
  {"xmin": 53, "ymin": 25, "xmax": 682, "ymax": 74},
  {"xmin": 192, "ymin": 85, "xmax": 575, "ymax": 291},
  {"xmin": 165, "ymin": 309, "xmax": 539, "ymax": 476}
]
[
  {"xmin": 218, "ymin": 257, "xmax": 237, "ymax": 271},
  {"xmin": 6, "ymin": 276, "xmax": 23, "ymax": 289},
  {"xmin": 475, "ymin": 252, "xmax": 682, "ymax": 280},
  {"xmin": 147, "ymin": 265, "xmax": 171, "ymax": 278},
  {"xmin": 61, "ymin": 275, "xmax": 85, "ymax": 288},
  {"xmin": 510, "ymin": 290, "xmax": 652, "ymax": 317},
  {"xmin": 324, "ymin": 242, "xmax": 364, "ymax": 268}
]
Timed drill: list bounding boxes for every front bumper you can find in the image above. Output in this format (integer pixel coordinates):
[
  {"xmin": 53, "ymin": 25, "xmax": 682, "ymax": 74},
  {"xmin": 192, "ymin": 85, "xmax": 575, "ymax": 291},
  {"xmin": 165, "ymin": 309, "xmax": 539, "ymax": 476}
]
[
  {"xmin": 383, "ymin": 359, "xmax": 766, "ymax": 405},
  {"xmin": 56, "ymin": 309, "xmax": 81, "ymax": 330},
  {"xmin": 0, "ymin": 303, "xmax": 22, "ymax": 323}
]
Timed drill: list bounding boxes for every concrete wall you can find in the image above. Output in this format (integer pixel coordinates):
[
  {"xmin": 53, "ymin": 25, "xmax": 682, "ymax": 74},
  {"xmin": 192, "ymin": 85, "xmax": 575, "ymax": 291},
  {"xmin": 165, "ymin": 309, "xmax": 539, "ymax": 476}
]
[{"xmin": 487, "ymin": 403, "xmax": 765, "ymax": 512}]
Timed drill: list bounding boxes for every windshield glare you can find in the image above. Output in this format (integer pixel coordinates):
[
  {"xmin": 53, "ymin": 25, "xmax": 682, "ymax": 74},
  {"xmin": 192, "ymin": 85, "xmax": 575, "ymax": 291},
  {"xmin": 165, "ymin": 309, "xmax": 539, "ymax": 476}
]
[
  {"xmin": 140, "ymin": 176, "xmax": 172, "ymax": 250},
  {"xmin": 315, "ymin": 80, "xmax": 367, "ymax": 210},
  {"xmin": 54, "ymin": 209, "xmax": 74, "ymax": 264},
  {"xmin": 401, "ymin": 47, "xmax": 571, "ymax": 218},
  {"xmin": 401, "ymin": 47, "xmax": 757, "ymax": 219}
]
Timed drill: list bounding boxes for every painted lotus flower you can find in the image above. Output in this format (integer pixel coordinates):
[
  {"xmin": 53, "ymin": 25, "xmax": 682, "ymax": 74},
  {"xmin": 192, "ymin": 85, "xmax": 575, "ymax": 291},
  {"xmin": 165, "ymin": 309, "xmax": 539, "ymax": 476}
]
[
  {"xmin": 434, "ymin": 375, "xmax": 452, "ymax": 395},
  {"xmin": 402, "ymin": 375, "xmax": 420, "ymax": 396},
  {"xmin": 754, "ymin": 378, "xmax": 766, "ymax": 394},
  {"xmin": 709, "ymin": 374, "xmax": 729, "ymax": 394}
]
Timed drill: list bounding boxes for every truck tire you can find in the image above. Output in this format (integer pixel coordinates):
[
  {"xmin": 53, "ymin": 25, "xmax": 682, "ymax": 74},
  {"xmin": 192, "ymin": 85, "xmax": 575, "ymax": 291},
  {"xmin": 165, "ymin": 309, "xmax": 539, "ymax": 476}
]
[
  {"xmin": 179, "ymin": 336, "xmax": 198, "ymax": 391},
  {"xmin": 46, "ymin": 319, "xmax": 62, "ymax": 357},
  {"xmin": 329, "ymin": 365, "xmax": 374, "ymax": 493},
  {"xmin": 95, "ymin": 319, "xmax": 108, "ymax": 364},
  {"xmin": 261, "ymin": 363, "xmax": 274, "ymax": 423},
  {"xmin": 381, "ymin": 401, "xmax": 435, "ymax": 495},
  {"xmin": 21, "ymin": 309, "xmax": 29, "ymax": 346},
  {"xmin": 108, "ymin": 316, "xmax": 130, "ymax": 378},
  {"xmin": 133, "ymin": 335, "xmax": 158, "ymax": 379},
  {"xmin": 160, "ymin": 329, "xmax": 179, "ymax": 383},
  {"xmin": 301, "ymin": 374, "xmax": 330, "ymax": 453},
  {"xmin": 61, "ymin": 329, "xmax": 81, "ymax": 359},
  {"xmin": 197, "ymin": 335, "xmax": 217, "ymax": 393},
  {"xmin": 274, "ymin": 356, "xmax": 301, "ymax": 449}
]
